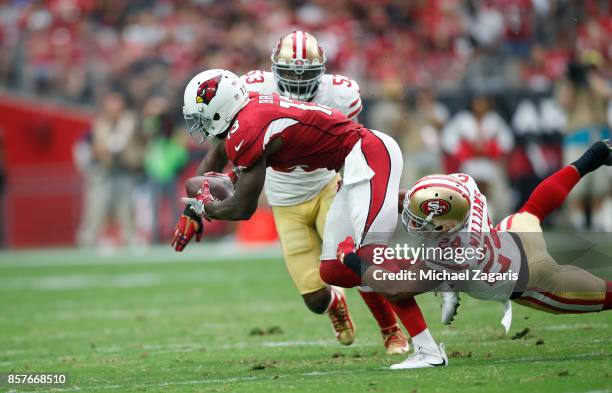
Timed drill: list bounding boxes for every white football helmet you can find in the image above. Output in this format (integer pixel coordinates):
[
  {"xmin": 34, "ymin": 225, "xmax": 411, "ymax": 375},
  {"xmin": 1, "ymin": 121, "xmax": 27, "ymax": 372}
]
[{"xmin": 183, "ymin": 69, "xmax": 248, "ymax": 143}]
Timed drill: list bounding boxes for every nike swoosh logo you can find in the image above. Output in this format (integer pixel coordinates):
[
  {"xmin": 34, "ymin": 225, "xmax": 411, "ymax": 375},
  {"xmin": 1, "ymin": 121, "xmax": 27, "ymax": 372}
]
[
  {"xmin": 429, "ymin": 358, "xmax": 447, "ymax": 367},
  {"xmin": 235, "ymin": 140, "xmax": 245, "ymax": 151}
]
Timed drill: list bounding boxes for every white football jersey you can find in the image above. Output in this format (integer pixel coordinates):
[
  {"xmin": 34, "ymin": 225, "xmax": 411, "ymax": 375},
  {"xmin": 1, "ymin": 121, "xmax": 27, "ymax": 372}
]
[
  {"xmin": 240, "ymin": 70, "xmax": 362, "ymax": 206},
  {"xmin": 424, "ymin": 173, "xmax": 523, "ymax": 302}
]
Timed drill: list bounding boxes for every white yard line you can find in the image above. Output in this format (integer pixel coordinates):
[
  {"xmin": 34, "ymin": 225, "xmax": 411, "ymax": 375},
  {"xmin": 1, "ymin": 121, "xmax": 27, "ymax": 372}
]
[
  {"xmin": 0, "ymin": 338, "xmax": 380, "ymax": 365},
  {"xmin": 0, "ymin": 273, "xmax": 166, "ymax": 291},
  {"xmin": 0, "ymin": 243, "xmax": 282, "ymax": 268},
  {"xmin": 16, "ymin": 352, "xmax": 612, "ymax": 393},
  {"xmin": 540, "ymin": 323, "xmax": 609, "ymax": 331},
  {"xmin": 4, "ymin": 321, "xmax": 609, "ymax": 363}
]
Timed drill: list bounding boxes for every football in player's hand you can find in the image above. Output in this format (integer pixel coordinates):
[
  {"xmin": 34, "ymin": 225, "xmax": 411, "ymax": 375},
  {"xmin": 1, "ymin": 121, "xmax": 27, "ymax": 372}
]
[{"xmin": 185, "ymin": 174, "xmax": 235, "ymax": 201}]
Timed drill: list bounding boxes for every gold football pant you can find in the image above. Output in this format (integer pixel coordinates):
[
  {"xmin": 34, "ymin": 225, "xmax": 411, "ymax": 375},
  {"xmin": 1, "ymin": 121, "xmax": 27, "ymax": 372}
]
[
  {"xmin": 272, "ymin": 177, "xmax": 339, "ymax": 295},
  {"xmin": 498, "ymin": 212, "xmax": 610, "ymax": 313}
]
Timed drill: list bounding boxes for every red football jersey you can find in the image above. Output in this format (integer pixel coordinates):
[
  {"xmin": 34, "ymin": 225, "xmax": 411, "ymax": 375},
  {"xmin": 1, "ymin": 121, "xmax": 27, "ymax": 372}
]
[{"xmin": 225, "ymin": 93, "xmax": 367, "ymax": 172}]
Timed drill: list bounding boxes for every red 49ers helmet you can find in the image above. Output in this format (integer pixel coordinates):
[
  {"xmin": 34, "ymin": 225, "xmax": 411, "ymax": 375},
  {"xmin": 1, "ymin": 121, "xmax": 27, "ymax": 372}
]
[
  {"xmin": 271, "ymin": 30, "xmax": 326, "ymax": 102},
  {"xmin": 402, "ymin": 175, "xmax": 471, "ymax": 238}
]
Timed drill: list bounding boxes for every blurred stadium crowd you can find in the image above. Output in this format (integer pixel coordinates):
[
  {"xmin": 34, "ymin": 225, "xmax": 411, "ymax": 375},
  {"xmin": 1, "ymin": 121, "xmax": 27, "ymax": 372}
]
[
  {"xmin": 2, "ymin": 0, "xmax": 611, "ymax": 99},
  {"xmin": 0, "ymin": 0, "xmax": 611, "ymax": 248}
]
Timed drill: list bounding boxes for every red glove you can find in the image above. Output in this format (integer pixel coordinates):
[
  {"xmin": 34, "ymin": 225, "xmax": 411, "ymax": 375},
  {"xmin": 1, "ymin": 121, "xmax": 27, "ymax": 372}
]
[
  {"xmin": 172, "ymin": 214, "xmax": 203, "ymax": 252},
  {"xmin": 337, "ymin": 236, "xmax": 356, "ymax": 263},
  {"xmin": 182, "ymin": 179, "xmax": 216, "ymax": 220},
  {"xmin": 198, "ymin": 179, "xmax": 215, "ymax": 204}
]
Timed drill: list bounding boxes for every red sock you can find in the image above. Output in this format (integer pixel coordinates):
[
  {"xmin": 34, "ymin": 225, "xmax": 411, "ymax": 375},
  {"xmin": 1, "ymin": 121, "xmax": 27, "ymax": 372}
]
[
  {"xmin": 358, "ymin": 290, "xmax": 397, "ymax": 330},
  {"xmin": 604, "ymin": 281, "xmax": 612, "ymax": 311},
  {"xmin": 519, "ymin": 166, "xmax": 580, "ymax": 221},
  {"xmin": 388, "ymin": 297, "xmax": 428, "ymax": 337}
]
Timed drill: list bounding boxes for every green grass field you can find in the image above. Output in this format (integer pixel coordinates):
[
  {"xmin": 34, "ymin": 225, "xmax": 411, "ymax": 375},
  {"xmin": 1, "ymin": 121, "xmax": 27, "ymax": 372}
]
[{"xmin": 0, "ymin": 246, "xmax": 610, "ymax": 393}]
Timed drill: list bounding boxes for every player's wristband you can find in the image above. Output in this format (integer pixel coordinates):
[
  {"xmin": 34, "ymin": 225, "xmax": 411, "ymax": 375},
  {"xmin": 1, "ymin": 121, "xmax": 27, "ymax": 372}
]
[{"xmin": 343, "ymin": 253, "xmax": 362, "ymax": 277}]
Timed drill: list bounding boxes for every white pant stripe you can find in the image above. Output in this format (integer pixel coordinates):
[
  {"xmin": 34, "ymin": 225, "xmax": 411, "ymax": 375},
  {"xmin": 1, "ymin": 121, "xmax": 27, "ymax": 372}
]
[{"xmin": 522, "ymin": 291, "xmax": 603, "ymax": 312}]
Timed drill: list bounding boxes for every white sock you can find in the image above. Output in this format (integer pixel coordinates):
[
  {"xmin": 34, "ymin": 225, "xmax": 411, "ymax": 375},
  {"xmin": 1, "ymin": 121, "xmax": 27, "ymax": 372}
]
[{"xmin": 411, "ymin": 328, "xmax": 437, "ymax": 351}]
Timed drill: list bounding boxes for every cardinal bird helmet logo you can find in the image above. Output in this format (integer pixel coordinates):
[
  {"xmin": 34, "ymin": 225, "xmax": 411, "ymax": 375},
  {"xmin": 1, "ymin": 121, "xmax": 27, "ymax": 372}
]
[{"xmin": 196, "ymin": 75, "xmax": 222, "ymax": 104}]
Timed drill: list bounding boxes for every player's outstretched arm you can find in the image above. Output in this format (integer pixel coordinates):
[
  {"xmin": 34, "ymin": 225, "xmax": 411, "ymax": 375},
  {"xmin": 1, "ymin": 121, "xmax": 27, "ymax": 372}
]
[
  {"xmin": 359, "ymin": 260, "xmax": 437, "ymax": 297},
  {"xmin": 337, "ymin": 237, "xmax": 438, "ymax": 296},
  {"xmin": 196, "ymin": 138, "xmax": 228, "ymax": 175}
]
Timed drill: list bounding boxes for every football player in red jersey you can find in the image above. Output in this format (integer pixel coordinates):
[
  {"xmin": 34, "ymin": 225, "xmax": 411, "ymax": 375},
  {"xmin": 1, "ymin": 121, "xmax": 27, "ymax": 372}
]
[
  {"xmin": 235, "ymin": 31, "xmax": 409, "ymax": 353},
  {"xmin": 178, "ymin": 68, "xmax": 446, "ymax": 367}
]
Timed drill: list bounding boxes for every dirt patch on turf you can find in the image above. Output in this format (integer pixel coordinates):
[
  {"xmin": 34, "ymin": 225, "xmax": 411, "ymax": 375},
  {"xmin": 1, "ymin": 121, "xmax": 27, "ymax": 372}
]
[
  {"xmin": 249, "ymin": 326, "xmax": 284, "ymax": 336},
  {"xmin": 511, "ymin": 328, "xmax": 530, "ymax": 340}
]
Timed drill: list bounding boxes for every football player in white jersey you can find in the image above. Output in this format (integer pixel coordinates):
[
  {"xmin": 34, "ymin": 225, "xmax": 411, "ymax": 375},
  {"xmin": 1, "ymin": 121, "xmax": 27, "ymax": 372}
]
[
  {"xmin": 172, "ymin": 30, "xmax": 409, "ymax": 354},
  {"xmin": 336, "ymin": 140, "xmax": 612, "ymax": 368}
]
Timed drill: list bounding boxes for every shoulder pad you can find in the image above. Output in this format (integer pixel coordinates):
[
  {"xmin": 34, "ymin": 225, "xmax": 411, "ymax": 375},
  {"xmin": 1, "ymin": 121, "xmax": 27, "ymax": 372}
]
[
  {"xmin": 449, "ymin": 173, "xmax": 481, "ymax": 197},
  {"xmin": 240, "ymin": 70, "xmax": 276, "ymax": 94},
  {"xmin": 450, "ymin": 173, "xmax": 475, "ymax": 184},
  {"xmin": 321, "ymin": 74, "xmax": 362, "ymax": 119}
]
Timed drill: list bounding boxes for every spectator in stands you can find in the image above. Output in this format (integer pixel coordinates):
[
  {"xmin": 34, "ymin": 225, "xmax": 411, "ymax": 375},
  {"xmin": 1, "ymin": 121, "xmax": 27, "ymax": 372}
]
[
  {"xmin": 0, "ymin": 0, "xmax": 608, "ymax": 246},
  {"xmin": 441, "ymin": 93, "xmax": 514, "ymax": 221},
  {"xmin": 557, "ymin": 49, "xmax": 612, "ymax": 230},
  {"xmin": 467, "ymin": 0, "xmax": 506, "ymax": 50},
  {"xmin": 77, "ymin": 91, "xmax": 141, "ymax": 248},
  {"xmin": 523, "ymin": 41, "xmax": 570, "ymax": 91},
  {"xmin": 368, "ymin": 78, "xmax": 407, "ymax": 140},
  {"xmin": 400, "ymin": 86, "xmax": 449, "ymax": 186},
  {"xmin": 142, "ymin": 97, "xmax": 188, "ymax": 243}
]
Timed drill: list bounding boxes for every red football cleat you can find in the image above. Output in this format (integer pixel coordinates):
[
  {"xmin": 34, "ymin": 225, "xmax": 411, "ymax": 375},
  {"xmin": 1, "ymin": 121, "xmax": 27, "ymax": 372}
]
[
  {"xmin": 381, "ymin": 324, "xmax": 410, "ymax": 355},
  {"xmin": 327, "ymin": 288, "xmax": 355, "ymax": 345}
]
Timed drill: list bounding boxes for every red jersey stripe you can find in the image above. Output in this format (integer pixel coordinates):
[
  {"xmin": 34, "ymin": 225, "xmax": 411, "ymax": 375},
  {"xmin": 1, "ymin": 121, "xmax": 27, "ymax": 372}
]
[{"xmin": 347, "ymin": 105, "xmax": 362, "ymax": 119}]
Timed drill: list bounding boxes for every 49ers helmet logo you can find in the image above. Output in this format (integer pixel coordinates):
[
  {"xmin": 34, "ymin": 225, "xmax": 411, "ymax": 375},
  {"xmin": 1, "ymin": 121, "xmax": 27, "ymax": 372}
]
[
  {"xmin": 420, "ymin": 199, "xmax": 451, "ymax": 216},
  {"xmin": 196, "ymin": 75, "xmax": 221, "ymax": 104}
]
